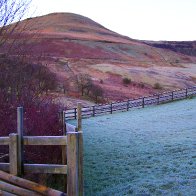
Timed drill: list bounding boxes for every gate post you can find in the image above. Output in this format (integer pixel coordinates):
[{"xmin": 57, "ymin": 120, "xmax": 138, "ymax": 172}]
[
  {"xmin": 67, "ymin": 103, "xmax": 83, "ymax": 196},
  {"xmin": 9, "ymin": 133, "xmax": 18, "ymax": 175},
  {"xmin": 17, "ymin": 107, "xmax": 24, "ymax": 176},
  {"xmin": 67, "ymin": 131, "xmax": 83, "ymax": 196}
]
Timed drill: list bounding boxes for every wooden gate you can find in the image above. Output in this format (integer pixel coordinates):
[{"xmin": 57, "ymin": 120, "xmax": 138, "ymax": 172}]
[{"xmin": 0, "ymin": 103, "xmax": 83, "ymax": 196}]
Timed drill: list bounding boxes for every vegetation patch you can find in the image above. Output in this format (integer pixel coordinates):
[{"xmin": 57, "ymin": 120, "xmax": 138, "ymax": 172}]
[
  {"xmin": 122, "ymin": 77, "xmax": 131, "ymax": 85},
  {"xmin": 70, "ymin": 98, "xmax": 196, "ymax": 195},
  {"xmin": 153, "ymin": 82, "xmax": 162, "ymax": 89}
]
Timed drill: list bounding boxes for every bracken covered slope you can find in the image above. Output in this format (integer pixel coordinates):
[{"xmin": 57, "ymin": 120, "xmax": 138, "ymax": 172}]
[{"xmin": 2, "ymin": 13, "xmax": 196, "ymax": 105}]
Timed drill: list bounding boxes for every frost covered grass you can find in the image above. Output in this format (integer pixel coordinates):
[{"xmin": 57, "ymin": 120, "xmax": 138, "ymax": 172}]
[{"xmin": 71, "ymin": 98, "xmax": 196, "ymax": 195}]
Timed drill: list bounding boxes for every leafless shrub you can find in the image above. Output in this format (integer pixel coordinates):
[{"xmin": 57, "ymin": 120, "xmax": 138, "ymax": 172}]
[
  {"xmin": 154, "ymin": 82, "xmax": 162, "ymax": 89},
  {"xmin": 122, "ymin": 77, "xmax": 131, "ymax": 85},
  {"xmin": 89, "ymin": 84, "xmax": 103, "ymax": 103},
  {"xmin": 76, "ymin": 73, "xmax": 93, "ymax": 96},
  {"xmin": 0, "ymin": 0, "xmax": 32, "ymax": 49}
]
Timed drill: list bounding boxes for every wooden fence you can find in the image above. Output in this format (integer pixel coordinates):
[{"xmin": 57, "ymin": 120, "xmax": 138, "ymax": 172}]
[
  {"xmin": 0, "ymin": 170, "xmax": 65, "ymax": 196},
  {"xmin": 0, "ymin": 104, "xmax": 83, "ymax": 196},
  {"xmin": 65, "ymin": 86, "xmax": 196, "ymax": 120}
]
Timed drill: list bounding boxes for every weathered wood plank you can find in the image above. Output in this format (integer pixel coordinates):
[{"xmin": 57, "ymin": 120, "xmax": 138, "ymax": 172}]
[
  {"xmin": 0, "ymin": 137, "xmax": 9, "ymax": 145},
  {"xmin": 62, "ymin": 110, "xmax": 67, "ymax": 193},
  {"xmin": 67, "ymin": 132, "xmax": 78, "ymax": 196},
  {"xmin": 17, "ymin": 106, "xmax": 24, "ymax": 176},
  {"xmin": 24, "ymin": 164, "xmax": 67, "ymax": 174},
  {"xmin": 62, "ymin": 145, "xmax": 67, "ymax": 193},
  {"xmin": 23, "ymin": 136, "xmax": 67, "ymax": 146},
  {"xmin": 0, "ymin": 163, "xmax": 67, "ymax": 175},
  {"xmin": 0, "ymin": 190, "xmax": 16, "ymax": 196},
  {"xmin": 0, "ymin": 170, "xmax": 66, "ymax": 196},
  {"xmin": 0, "ymin": 163, "xmax": 9, "ymax": 172},
  {"xmin": 0, "ymin": 180, "xmax": 40, "ymax": 196},
  {"xmin": 62, "ymin": 111, "xmax": 66, "ymax": 135},
  {"xmin": 9, "ymin": 134, "xmax": 18, "ymax": 175},
  {"xmin": 77, "ymin": 103, "xmax": 82, "ymax": 132},
  {"xmin": 78, "ymin": 132, "xmax": 83, "ymax": 196}
]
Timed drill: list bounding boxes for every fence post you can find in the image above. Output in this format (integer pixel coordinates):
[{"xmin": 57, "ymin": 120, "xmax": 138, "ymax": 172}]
[
  {"xmin": 111, "ymin": 103, "xmax": 113, "ymax": 114},
  {"xmin": 92, "ymin": 106, "xmax": 95, "ymax": 117},
  {"xmin": 186, "ymin": 88, "xmax": 188, "ymax": 98},
  {"xmin": 77, "ymin": 103, "xmax": 83, "ymax": 195},
  {"xmin": 127, "ymin": 100, "xmax": 129, "ymax": 111},
  {"xmin": 157, "ymin": 94, "xmax": 160, "ymax": 105},
  {"xmin": 9, "ymin": 134, "xmax": 18, "ymax": 175},
  {"xmin": 74, "ymin": 108, "xmax": 77, "ymax": 120},
  {"xmin": 77, "ymin": 103, "xmax": 82, "ymax": 132},
  {"xmin": 78, "ymin": 131, "xmax": 83, "ymax": 196},
  {"xmin": 62, "ymin": 111, "xmax": 67, "ymax": 193},
  {"xmin": 172, "ymin": 91, "xmax": 174, "ymax": 101},
  {"xmin": 67, "ymin": 132, "xmax": 78, "ymax": 196},
  {"xmin": 142, "ymin": 97, "xmax": 145, "ymax": 108},
  {"xmin": 67, "ymin": 131, "xmax": 83, "ymax": 196},
  {"xmin": 17, "ymin": 107, "xmax": 24, "ymax": 176}
]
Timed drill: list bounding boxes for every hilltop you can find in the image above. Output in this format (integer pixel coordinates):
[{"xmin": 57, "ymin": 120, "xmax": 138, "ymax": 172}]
[{"xmin": 2, "ymin": 13, "xmax": 196, "ymax": 107}]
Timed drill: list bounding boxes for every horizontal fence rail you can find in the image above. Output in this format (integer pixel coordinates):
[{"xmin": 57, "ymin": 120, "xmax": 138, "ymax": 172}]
[
  {"xmin": 0, "ymin": 163, "xmax": 67, "ymax": 174},
  {"xmin": 65, "ymin": 86, "xmax": 196, "ymax": 120},
  {"xmin": 0, "ymin": 135, "xmax": 68, "ymax": 174},
  {"xmin": 0, "ymin": 132, "xmax": 83, "ymax": 195},
  {"xmin": 0, "ymin": 170, "xmax": 65, "ymax": 196},
  {"xmin": 0, "ymin": 104, "xmax": 84, "ymax": 196}
]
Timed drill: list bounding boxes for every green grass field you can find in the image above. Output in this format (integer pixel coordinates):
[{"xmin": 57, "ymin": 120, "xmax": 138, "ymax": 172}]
[{"xmin": 71, "ymin": 98, "xmax": 196, "ymax": 195}]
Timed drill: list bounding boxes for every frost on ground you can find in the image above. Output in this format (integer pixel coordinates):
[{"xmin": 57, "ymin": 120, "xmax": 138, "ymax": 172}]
[{"xmin": 70, "ymin": 98, "xmax": 196, "ymax": 195}]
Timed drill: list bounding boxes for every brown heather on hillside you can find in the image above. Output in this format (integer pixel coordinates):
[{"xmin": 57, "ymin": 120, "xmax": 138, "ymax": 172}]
[{"xmin": 1, "ymin": 12, "xmax": 196, "ymax": 107}]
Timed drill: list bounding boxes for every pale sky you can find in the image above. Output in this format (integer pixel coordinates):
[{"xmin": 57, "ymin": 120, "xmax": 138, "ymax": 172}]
[{"xmin": 30, "ymin": 0, "xmax": 196, "ymax": 41}]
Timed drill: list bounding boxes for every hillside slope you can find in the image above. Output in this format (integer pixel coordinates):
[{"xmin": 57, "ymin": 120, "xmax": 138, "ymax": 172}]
[
  {"xmin": 2, "ymin": 13, "xmax": 196, "ymax": 106},
  {"xmin": 144, "ymin": 40, "xmax": 196, "ymax": 57}
]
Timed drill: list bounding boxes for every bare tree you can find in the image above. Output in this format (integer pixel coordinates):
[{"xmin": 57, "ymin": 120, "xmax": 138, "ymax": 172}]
[
  {"xmin": 0, "ymin": 0, "xmax": 31, "ymax": 49},
  {"xmin": 0, "ymin": 1, "xmax": 64, "ymax": 182},
  {"xmin": 77, "ymin": 74, "xmax": 93, "ymax": 96},
  {"xmin": 0, "ymin": 57, "xmax": 57, "ymax": 103},
  {"xmin": 90, "ymin": 84, "xmax": 103, "ymax": 103}
]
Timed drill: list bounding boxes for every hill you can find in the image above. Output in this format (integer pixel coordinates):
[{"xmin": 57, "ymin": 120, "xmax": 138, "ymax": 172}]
[
  {"xmin": 2, "ymin": 13, "xmax": 196, "ymax": 106},
  {"xmin": 144, "ymin": 40, "xmax": 196, "ymax": 57}
]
